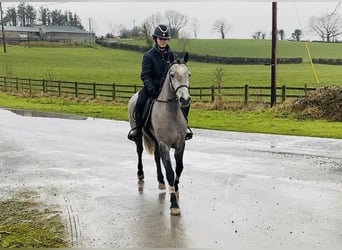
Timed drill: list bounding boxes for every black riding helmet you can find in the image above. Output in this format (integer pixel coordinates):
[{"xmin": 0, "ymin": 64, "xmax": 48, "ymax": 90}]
[{"xmin": 152, "ymin": 24, "xmax": 171, "ymax": 39}]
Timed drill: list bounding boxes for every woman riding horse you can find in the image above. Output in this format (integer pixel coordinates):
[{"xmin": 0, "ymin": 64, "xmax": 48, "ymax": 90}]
[{"xmin": 127, "ymin": 24, "xmax": 193, "ymax": 141}]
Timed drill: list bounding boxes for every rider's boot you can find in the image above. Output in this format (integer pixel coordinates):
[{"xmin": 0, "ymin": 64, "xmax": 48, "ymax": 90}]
[
  {"xmin": 128, "ymin": 109, "xmax": 143, "ymax": 141},
  {"xmin": 181, "ymin": 106, "xmax": 193, "ymax": 141}
]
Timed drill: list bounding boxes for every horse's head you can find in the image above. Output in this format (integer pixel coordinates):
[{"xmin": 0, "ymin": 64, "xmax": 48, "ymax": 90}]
[{"xmin": 169, "ymin": 53, "xmax": 191, "ymax": 107}]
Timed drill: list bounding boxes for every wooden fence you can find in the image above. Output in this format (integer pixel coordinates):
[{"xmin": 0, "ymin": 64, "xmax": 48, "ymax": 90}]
[{"xmin": 0, "ymin": 76, "xmax": 316, "ymax": 104}]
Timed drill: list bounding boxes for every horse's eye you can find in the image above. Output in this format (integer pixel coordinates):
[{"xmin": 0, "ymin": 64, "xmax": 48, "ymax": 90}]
[
  {"xmin": 170, "ymin": 72, "xmax": 175, "ymax": 78},
  {"xmin": 188, "ymin": 72, "xmax": 191, "ymax": 77}
]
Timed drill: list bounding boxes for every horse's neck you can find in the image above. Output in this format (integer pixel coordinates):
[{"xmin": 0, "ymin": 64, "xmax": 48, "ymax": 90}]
[{"xmin": 159, "ymin": 78, "xmax": 174, "ymax": 101}]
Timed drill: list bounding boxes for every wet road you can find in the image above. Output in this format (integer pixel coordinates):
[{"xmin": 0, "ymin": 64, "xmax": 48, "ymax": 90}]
[{"xmin": 0, "ymin": 108, "xmax": 341, "ymax": 249}]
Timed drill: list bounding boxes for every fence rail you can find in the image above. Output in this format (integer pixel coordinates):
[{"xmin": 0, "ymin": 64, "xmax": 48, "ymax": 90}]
[{"xmin": 0, "ymin": 76, "xmax": 316, "ymax": 104}]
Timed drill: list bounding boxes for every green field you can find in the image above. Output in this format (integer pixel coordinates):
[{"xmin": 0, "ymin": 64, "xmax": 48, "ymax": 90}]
[
  {"xmin": 0, "ymin": 41, "xmax": 341, "ymax": 139},
  {"xmin": 1, "ymin": 40, "xmax": 342, "ymax": 88},
  {"xmin": 120, "ymin": 38, "xmax": 342, "ymax": 61}
]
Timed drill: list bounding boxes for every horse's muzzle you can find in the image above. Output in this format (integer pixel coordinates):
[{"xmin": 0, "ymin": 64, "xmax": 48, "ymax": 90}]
[{"xmin": 179, "ymin": 96, "xmax": 191, "ymax": 107}]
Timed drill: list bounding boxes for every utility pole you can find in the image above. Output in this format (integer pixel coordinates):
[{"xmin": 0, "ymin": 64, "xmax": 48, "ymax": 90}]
[
  {"xmin": 0, "ymin": 1, "xmax": 7, "ymax": 53},
  {"xmin": 271, "ymin": 1, "xmax": 277, "ymax": 107},
  {"xmin": 88, "ymin": 18, "xmax": 92, "ymax": 46}
]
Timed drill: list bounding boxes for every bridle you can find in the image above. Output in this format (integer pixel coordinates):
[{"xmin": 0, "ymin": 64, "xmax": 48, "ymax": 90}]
[{"xmin": 156, "ymin": 64, "xmax": 189, "ymax": 103}]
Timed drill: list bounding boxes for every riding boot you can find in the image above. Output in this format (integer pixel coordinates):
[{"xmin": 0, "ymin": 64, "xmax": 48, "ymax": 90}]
[
  {"xmin": 181, "ymin": 106, "xmax": 193, "ymax": 140},
  {"xmin": 128, "ymin": 107, "xmax": 143, "ymax": 141}
]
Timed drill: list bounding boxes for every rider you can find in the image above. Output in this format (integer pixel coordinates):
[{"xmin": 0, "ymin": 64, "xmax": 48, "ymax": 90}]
[{"xmin": 127, "ymin": 24, "xmax": 193, "ymax": 142}]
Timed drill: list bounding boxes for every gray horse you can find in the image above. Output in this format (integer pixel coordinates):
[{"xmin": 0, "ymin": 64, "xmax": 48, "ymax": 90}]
[{"xmin": 128, "ymin": 54, "xmax": 191, "ymax": 216}]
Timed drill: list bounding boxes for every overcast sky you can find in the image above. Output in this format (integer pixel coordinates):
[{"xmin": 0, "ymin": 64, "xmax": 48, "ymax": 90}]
[{"xmin": 2, "ymin": 1, "xmax": 342, "ymax": 40}]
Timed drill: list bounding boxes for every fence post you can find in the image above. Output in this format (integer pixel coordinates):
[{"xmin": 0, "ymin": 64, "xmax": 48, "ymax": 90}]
[
  {"xmin": 29, "ymin": 78, "xmax": 32, "ymax": 94},
  {"xmin": 4, "ymin": 77, "xmax": 7, "ymax": 91},
  {"xmin": 281, "ymin": 85, "xmax": 286, "ymax": 102},
  {"xmin": 75, "ymin": 81, "xmax": 78, "ymax": 97},
  {"xmin": 42, "ymin": 79, "xmax": 46, "ymax": 93},
  {"xmin": 112, "ymin": 83, "xmax": 116, "ymax": 101},
  {"xmin": 16, "ymin": 77, "xmax": 19, "ymax": 91},
  {"xmin": 45, "ymin": 80, "xmax": 48, "ymax": 93},
  {"xmin": 93, "ymin": 82, "xmax": 96, "ymax": 99},
  {"xmin": 304, "ymin": 83, "xmax": 307, "ymax": 96},
  {"xmin": 211, "ymin": 85, "xmax": 215, "ymax": 102},
  {"xmin": 244, "ymin": 84, "xmax": 249, "ymax": 105},
  {"xmin": 58, "ymin": 81, "xmax": 61, "ymax": 96}
]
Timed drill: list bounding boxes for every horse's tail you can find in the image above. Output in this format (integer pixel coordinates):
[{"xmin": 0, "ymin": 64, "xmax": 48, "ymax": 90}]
[{"xmin": 143, "ymin": 134, "xmax": 155, "ymax": 154}]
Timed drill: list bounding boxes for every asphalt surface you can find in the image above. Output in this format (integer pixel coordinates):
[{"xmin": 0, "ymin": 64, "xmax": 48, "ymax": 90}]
[{"xmin": 0, "ymin": 108, "xmax": 341, "ymax": 249}]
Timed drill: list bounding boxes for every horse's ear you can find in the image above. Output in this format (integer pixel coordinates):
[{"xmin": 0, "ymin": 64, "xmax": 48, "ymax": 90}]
[{"xmin": 183, "ymin": 52, "xmax": 189, "ymax": 64}]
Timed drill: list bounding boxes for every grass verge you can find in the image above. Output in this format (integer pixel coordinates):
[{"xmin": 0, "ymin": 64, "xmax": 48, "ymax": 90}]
[
  {"xmin": 0, "ymin": 91, "xmax": 341, "ymax": 139},
  {"xmin": 0, "ymin": 190, "xmax": 69, "ymax": 248}
]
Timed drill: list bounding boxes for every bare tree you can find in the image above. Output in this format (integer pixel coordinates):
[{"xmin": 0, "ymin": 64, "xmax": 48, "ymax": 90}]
[
  {"xmin": 213, "ymin": 18, "xmax": 231, "ymax": 39},
  {"xmin": 141, "ymin": 13, "xmax": 162, "ymax": 47},
  {"xmin": 191, "ymin": 18, "xmax": 199, "ymax": 38},
  {"xmin": 164, "ymin": 10, "xmax": 187, "ymax": 39},
  {"xmin": 309, "ymin": 7, "xmax": 342, "ymax": 42}
]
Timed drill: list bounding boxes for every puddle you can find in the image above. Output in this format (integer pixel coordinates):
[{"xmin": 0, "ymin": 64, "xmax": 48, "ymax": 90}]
[{"xmin": 6, "ymin": 108, "xmax": 87, "ymax": 120}]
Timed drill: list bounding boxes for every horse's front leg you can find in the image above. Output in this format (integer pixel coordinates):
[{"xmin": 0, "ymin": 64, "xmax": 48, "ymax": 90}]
[
  {"xmin": 136, "ymin": 136, "xmax": 144, "ymax": 181},
  {"xmin": 174, "ymin": 142, "xmax": 185, "ymax": 198},
  {"xmin": 159, "ymin": 143, "xmax": 181, "ymax": 216},
  {"xmin": 154, "ymin": 144, "xmax": 165, "ymax": 190}
]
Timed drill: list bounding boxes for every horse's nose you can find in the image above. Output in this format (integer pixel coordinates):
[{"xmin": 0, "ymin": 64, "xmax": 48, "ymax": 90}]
[{"xmin": 180, "ymin": 96, "xmax": 191, "ymax": 107}]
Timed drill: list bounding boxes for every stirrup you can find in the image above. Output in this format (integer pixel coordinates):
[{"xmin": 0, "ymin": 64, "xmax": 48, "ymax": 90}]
[
  {"xmin": 127, "ymin": 127, "xmax": 140, "ymax": 141},
  {"xmin": 185, "ymin": 127, "xmax": 193, "ymax": 140}
]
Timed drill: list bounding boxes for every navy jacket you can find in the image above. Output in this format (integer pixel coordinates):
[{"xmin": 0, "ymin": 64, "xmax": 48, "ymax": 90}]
[{"xmin": 140, "ymin": 45, "xmax": 177, "ymax": 94}]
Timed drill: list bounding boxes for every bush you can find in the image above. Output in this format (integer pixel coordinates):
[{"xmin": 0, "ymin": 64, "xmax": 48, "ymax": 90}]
[{"xmin": 290, "ymin": 86, "xmax": 342, "ymax": 121}]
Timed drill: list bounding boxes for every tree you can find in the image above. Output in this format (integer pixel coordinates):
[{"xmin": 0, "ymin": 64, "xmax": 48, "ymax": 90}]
[
  {"xmin": 278, "ymin": 29, "xmax": 285, "ymax": 40},
  {"xmin": 50, "ymin": 9, "xmax": 66, "ymax": 25},
  {"xmin": 17, "ymin": 2, "xmax": 26, "ymax": 26},
  {"xmin": 310, "ymin": 11, "xmax": 342, "ymax": 42},
  {"xmin": 25, "ymin": 4, "xmax": 36, "ymax": 25},
  {"xmin": 39, "ymin": 7, "xmax": 49, "ymax": 25},
  {"xmin": 291, "ymin": 29, "xmax": 302, "ymax": 41},
  {"xmin": 142, "ymin": 13, "xmax": 162, "ymax": 47},
  {"xmin": 213, "ymin": 18, "xmax": 231, "ymax": 39},
  {"xmin": 142, "ymin": 22, "xmax": 153, "ymax": 47},
  {"xmin": 4, "ymin": 3, "xmax": 84, "ymax": 28},
  {"xmin": 164, "ymin": 10, "xmax": 187, "ymax": 39},
  {"xmin": 4, "ymin": 7, "xmax": 17, "ymax": 26},
  {"xmin": 252, "ymin": 31, "xmax": 262, "ymax": 39},
  {"xmin": 190, "ymin": 18, "xmax": 199, "ymax": 38}
]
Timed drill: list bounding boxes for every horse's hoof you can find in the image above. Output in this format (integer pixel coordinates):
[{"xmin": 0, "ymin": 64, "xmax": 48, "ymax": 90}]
[
  {"xmin": 158, "ymin": 183, "xmax": 166, "ymax": 190},
  {"xmin": 138, "ymin": 174, "xmax": 144, "ymax": 181},
  {"xmin": 170, "ymin": 207, "xmax": 181, "ymax": 216},
  {"xmin": 138, "ymin": 182, "xmax": 144, "ymax": 193}
]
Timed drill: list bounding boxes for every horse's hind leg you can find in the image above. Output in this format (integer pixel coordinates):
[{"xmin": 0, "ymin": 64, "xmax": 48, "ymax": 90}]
[
  {"xmin": 136, "ymin": 137, "xmax": 144, "ymax": 180},
  {"xmin": 174, "ymin": 143, "xmax": 185, "ymax": 197},
  {"xmin": 154, "ymin": 145, "xmax": 165, "ymax": 190}
]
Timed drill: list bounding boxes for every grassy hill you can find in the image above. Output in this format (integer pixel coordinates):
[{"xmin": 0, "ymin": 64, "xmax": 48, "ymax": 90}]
[
  {"xmin": 1, "ymin": 40, "xmax": 342, "ymax": 88},
  {"xmin": 119, "ymin": 38, "xmax": 342, "ymax": 61}
]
